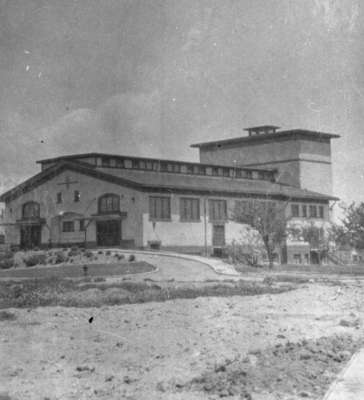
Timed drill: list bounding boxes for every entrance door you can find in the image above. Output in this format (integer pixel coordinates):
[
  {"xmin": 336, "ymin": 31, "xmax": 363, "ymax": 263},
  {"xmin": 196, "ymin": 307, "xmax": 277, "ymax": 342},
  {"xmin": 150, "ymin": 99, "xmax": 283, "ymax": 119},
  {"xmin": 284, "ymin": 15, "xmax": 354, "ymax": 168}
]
[
  {"xmin": 20, "ymin": 225, "xmax": 41, "ymax": 249},
  {"xmin": 96, "ymin": 220, "xmax": 121, "ymax": 246},
  {"xmin": 310, "ymin": 251, "xmax": 320, "ymax": 265},
  {"xmin": 212, "ymin": 224, "xmax": 225, "ymax": 247}
]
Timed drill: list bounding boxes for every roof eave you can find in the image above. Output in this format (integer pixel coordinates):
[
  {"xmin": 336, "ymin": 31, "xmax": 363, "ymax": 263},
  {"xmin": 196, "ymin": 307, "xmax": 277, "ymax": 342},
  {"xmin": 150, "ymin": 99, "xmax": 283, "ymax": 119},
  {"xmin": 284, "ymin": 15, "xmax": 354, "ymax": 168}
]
[{"xmin": 191, "ymin": 130, "xmax": 340, "ymax": 148}]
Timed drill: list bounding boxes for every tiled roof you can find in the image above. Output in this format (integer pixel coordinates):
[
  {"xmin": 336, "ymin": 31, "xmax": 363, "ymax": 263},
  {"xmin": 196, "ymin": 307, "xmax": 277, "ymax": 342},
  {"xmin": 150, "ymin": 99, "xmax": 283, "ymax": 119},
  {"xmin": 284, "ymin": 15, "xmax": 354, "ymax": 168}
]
[
  {"xmin": 99, "ymin": 167, "xmax": 338, "ymax": 200},
  {"xmin": 0, "ymin": 160, "xmax": 338, "ymax": 202}
]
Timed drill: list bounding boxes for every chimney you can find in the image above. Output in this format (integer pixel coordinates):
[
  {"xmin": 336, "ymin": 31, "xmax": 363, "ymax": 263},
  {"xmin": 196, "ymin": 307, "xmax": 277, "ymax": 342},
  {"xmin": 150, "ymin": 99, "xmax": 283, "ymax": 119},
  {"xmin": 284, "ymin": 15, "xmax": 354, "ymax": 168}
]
[{"xmin": 244, "ymin": 125, "xmax": 280, "ymax": 137}]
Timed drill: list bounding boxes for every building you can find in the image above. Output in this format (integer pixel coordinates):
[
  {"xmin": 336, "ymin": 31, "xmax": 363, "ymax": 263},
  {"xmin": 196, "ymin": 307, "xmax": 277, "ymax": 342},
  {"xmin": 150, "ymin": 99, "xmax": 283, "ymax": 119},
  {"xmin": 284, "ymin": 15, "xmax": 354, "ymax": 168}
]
[{"xmin": 0, "ymin": 126, "xmax": 339, "ymax": 264}]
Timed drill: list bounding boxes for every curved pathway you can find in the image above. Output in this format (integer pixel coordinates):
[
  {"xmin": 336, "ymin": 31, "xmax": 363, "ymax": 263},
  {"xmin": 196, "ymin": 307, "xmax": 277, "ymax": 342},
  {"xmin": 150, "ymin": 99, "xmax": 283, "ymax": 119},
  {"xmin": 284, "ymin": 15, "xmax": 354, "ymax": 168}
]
[{"xmin": 105, "ymin": 249, "xmax": 241, "ymax": 281}]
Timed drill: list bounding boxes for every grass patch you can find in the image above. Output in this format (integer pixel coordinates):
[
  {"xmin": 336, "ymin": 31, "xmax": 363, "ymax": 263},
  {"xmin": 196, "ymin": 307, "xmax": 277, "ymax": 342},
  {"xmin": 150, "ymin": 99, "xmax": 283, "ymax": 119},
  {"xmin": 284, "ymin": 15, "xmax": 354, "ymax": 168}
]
[
  {"xmin": 0, "ymin": 261, "xmax": 155, "ymax": 279},
  {"xmin": 0, "ymin": 278, "xmax": 293, "ymax": 309}
]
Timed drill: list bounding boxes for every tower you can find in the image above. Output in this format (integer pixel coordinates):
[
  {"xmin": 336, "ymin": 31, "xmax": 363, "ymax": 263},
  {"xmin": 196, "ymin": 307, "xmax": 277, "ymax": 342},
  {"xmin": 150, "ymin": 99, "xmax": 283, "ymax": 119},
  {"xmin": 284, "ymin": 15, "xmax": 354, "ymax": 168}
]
[{"xmin": 191, "ymin": 126, "xmax": 339, "ymax": 196}]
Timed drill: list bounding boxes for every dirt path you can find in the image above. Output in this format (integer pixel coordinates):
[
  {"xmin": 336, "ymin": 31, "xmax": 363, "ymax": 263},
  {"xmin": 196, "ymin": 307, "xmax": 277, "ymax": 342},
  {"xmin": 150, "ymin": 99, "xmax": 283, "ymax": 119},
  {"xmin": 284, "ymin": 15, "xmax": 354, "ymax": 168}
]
[{"xmin": 1, "ymin": 281, "xmax": 363, "ymax": 400}]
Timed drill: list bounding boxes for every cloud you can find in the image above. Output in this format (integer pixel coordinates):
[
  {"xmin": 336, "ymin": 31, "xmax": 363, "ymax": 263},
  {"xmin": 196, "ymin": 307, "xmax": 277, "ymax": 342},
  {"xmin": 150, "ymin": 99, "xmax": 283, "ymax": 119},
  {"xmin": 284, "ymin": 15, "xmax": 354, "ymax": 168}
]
[{"xmin": 37, "ymin": 90, "xmax": 163, "ymax": 158}]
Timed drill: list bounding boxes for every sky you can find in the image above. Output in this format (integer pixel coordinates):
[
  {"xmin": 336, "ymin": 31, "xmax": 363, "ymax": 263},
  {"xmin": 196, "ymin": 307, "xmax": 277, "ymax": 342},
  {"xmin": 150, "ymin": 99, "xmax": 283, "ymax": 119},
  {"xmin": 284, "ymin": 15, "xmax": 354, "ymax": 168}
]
[{"xmin": 0, "ymin": 0, "xmax": 363, "ymax": 216}]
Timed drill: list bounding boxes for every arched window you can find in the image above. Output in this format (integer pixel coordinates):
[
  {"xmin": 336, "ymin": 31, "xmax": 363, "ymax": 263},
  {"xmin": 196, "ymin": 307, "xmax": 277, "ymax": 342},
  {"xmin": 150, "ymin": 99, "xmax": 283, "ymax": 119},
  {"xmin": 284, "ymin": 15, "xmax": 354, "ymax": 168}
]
[
  {"xmin": 22, "ymin": 201, "xmax": 40, "ymax": 219},
  {"xmin": 98, "ymin": 194, "xmax": 120, "ymax": 214}
]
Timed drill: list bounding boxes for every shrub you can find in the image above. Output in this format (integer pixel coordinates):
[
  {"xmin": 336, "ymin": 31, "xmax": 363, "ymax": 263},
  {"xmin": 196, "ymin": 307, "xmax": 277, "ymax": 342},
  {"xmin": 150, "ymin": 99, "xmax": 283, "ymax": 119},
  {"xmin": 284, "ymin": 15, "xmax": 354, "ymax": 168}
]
[
  {"xmin": 105, "ymin": 250, "xmax": 111, "ymax": 256},
  {"xmin": 98, "ymin": 250, "xmax": 103, "ymax": 255},
  {"xmin": 94, "ymin": 277, "xmax": 106, "ymax": 283},
  {"xmin": 262, "ymin": 276, "xmax": 275, "ymax": 286},
  {"xmin": 0, "ymin": 259, "xmax": 14, "ymax": 269},
  {"xmin": 85, "ymin": 250, "xmax": 93, "ymax": 258},
  {"xmin": 68, "ymin": 246, "xmax": 81, "ymax": 257},
  {"xmin": 54, "ymin": 251, "xmax": 67, "ymax": 264},
  {"xmin": 128, "ymin": 254, "xmax": 136, "ymax": 262},
  {"xmin": 23, "ymin": 253, "xmax": 47, "ymax": 267},
  {"xmin": 0, "ymin": 250, "xmax": 14, "ymax": 263},
  {"xmin": 116, "ymin": 254, "xmax": 125, "ymax": 261},
  {"xmin": 0, "ymin": 310, "xmax": 16, "ymax": 321}
]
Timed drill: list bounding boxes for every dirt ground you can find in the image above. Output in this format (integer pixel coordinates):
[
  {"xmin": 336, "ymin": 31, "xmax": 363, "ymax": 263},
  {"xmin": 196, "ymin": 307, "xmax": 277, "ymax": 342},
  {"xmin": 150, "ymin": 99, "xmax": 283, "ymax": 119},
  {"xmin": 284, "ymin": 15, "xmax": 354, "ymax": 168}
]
[{"xmin": 0, "ymin": 279, "xmax": 363, "ymax": 400}]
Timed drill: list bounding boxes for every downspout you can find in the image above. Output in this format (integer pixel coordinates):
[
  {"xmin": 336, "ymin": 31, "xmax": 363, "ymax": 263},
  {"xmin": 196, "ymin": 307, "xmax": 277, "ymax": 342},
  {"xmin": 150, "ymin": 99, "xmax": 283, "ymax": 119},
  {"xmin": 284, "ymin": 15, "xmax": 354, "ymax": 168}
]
[{"xmin": 204, "ymin": 197, "xmax": 208, "ymax": 256}]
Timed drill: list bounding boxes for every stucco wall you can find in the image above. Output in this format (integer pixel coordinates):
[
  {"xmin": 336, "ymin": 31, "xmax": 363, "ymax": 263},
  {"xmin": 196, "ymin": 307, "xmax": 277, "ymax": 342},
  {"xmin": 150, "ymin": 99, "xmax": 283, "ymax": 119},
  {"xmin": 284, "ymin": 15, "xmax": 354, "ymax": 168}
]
[
  {"xmin": 299, "ymin": 160, "xmax": 333, "ymax": 196},
  {"xmin": 3, "ymin": 167, "xmax": 331, "ymax": 258},
  {"xmin": 199, "ymin": 137, "xmax": 334, "ymax": 195},
  {"xmin": 4, "ymin": 170, "xmax": 144, "ymax": 247},
  {"xmin": 199, "ymin": 138, "xmax": 300, "ymax": 166}
]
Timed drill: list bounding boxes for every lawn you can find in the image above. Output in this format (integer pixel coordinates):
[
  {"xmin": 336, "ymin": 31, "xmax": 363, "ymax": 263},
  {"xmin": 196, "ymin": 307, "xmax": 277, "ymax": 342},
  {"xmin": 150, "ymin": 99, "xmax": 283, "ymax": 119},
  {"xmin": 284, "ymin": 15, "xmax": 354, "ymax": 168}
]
[
  {"xmin": 0, "ymin": 276, "xmax": 294, "ymax": 309},
  {"xmin": 0, "ymin": 261, "xmax": 155, "ymax": 279}
]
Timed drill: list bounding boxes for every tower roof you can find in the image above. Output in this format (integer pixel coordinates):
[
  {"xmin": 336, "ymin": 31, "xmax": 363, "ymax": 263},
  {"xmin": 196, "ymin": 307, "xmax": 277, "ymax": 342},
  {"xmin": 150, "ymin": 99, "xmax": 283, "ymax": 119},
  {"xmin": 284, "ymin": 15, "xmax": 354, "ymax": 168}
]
[{"xmin": 191, "ymin": 128, "xmax": 340, "ymax": 148}]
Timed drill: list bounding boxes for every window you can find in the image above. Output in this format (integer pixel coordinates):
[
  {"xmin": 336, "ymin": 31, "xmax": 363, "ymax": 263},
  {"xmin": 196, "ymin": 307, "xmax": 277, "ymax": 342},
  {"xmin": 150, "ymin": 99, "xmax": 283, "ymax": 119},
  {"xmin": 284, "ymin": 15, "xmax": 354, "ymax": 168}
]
[
  {"xmin": 98, "ymin": 194, "xmax": 120, "ymax": 214},
  {"xmin": 124, "ymin": 159, "xmax": 132, "ymax": 168},
  {"xmin": 180, "ymin": 198, "xmax": 200, "ymax": 221},
  {"xmin": 132, "ymin": 159, "xmax": 139, "ymax": 168},
  {"xmin": 302, "ymin": 205, "xmax": 307, "ymax": 218},
  {"xmin": 309, "ymin": 205, "xmax": 317, "ymax": 218},
  {"xmin": 62, "ymin": 221, "xmax": 74, "ymax": 232},
  {"xmin": 318, "ymin": 205, "xmax": 324, "ymax": 218},
  {"xmin": 149, "ymin": 196, "xmax": 171, "ymax": 220},
  {"xmin": 209, "ymin": 199, "xmax": 227, "ymax": 221},
  {"xmin": 173, "ymin": 164, "xmax": 181, "ymax": 173},
  {"xmin": 198, "ymin": 166, "xmax": 206, "ymax": 175},
  {"xmin": 79, "ymin": 219, "xmax": 86, "ymax": 231},
  {"xmin": 257, "ymin": 171, "xmax": 265, "ymax": 179},
  {"xmin": 22, "ymin": 202, "xmax": 40, "ymax": 219},
  {"xmin": 291, "ymin": 204, "xmax": 299, "ymax": 217},
  {"xmin": 222, "ymin": 168, "xmax": 229, "ymax": 177},
  {"xmin": 101, "ymin": 157, "xmax": 111, "ymax": 167},
  {"xmin": 74, "ymin": 190, "xmax": 80, "ymax": 202},
  {"xmin": 160, "ymin": 162, "xmax": 168, "ymax": 172},
  {"xmin": 212, "ymin": 167, "xmax": 219, "ymax": 176},
  {"xmin": 187, "ymin": 165, "xmax": 194, "ymax": 174},
  {"xmin": 57, "ymin": 192, "xmax": 62, "ymax": 204},
  {"xmin": 293, "ymin": 254, "xmax": 302, "ymax": 264},
  {"xmin": 115, "ymin": 158, "xmax": 124, "ymax": 168}
]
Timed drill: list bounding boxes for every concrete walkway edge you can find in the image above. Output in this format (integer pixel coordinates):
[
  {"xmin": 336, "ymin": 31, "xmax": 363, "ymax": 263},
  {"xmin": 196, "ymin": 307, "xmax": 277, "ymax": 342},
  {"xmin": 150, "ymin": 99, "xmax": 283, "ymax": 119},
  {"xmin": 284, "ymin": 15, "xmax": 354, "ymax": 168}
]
[
  {"xmin": 106, "ymin": 248, "xmax": 241, "ymax": 277},
  {"xmin": 323, "ymin": 348, "xmax": 364, "ymax": 400}
]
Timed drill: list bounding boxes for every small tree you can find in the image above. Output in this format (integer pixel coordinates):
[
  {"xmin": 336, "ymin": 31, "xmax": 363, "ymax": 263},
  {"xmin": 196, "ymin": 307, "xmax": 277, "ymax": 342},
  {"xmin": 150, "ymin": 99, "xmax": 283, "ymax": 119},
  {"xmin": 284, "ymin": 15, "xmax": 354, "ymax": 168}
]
[
  {"xmin": 337, "ymin": 202, "xmax": 364, "ymax": 249},
  {"xmin": 232, "ymin": 199, "xmax": 287, "ymax": 268}
]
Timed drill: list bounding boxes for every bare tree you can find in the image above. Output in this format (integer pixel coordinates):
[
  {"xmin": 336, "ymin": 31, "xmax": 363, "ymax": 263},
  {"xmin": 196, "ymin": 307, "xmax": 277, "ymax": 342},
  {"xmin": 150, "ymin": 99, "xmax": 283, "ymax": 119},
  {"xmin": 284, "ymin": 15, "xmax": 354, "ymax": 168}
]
[{"xmin": 232, "ymin": 199, "xmax": 287, "ymax": 268}]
